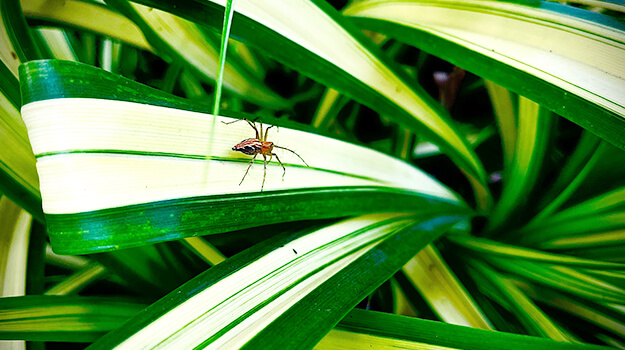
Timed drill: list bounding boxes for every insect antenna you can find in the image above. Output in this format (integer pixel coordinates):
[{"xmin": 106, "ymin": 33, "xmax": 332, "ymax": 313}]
[{"xmin": 273, "ymin": 145, "xmax": 309, "ymax": 167}]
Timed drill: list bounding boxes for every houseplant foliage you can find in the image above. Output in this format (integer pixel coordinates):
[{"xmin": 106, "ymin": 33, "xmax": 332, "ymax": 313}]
[{"xmin": 1, "ymin": 0, "xmax": 624, "ymax": 348}]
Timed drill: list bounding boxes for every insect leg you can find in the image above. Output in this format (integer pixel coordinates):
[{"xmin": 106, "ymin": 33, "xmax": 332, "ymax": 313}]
[
  {"xmin": 240, "ymin": 153, "xmax": 257, "ymax": 186},
  {"xmin": 222, "ymin": 118, "xmax": 260, "ymax": 139},
  {"xmin": 258, "ymin": 119, "xmax": 264, "ymax": 142},
  {"xmin": 272, "ymin": 153, "xmax": 286, "ymax": 180},
  {"xmin": 247, "ymin": 119, "xmax": 260, "ymax": 140},
  {"xmin": 261, "ymin": 154, "xmax": 267, "ymax": 192},
  {"xmin": 273, "ymin": 145, "xmax": 309, "ymax": 167},
  {"xmin": 264, "ymin": 125, "xmax": 275, "ymax": 142}
]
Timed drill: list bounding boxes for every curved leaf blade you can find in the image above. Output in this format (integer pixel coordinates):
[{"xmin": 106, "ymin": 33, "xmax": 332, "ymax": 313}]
[
  {"xmin": 0, "ymin": 296, "xmax": 145, "ymax": 342},
  {"xmin": 87, "ymin": 212, "xmax": 464, "ymax": 349},
  {"xmin": 335, "ymin": 308, "xmax": 609, "ymax": 350},
  {"xmin": 20, "ymin": 60, "xmax": 466, "ymax": 254},
  {"xmin": 344, "ymin": 0, "xmax": 625, "ymax": 150},
  {"xmin": 125, "ymin": 0, "xmax": 490, "ymax": 204}
]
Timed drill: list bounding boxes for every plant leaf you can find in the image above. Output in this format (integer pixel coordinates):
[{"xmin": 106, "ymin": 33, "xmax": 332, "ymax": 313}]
[
  {"xmin": 343, "ymin": 0, "xmax": 625, "ymax": 150},
  {"xmin": 448, "ymin": 235, "xmax": 625, "ymax": 270},
  {"xmin": 487, "ymin": 97, "xmax": 554, "ymax": 232},
  {"xmin": 20, "ymin": 59, "xmax": 466, "ymax": 254},
  {"xmin": 516, "ymin": 280, "xmax": 625, "ymax": 340},
  {"xmin": 115, "ymin": 0, "xmax": 490, "ymax": 206},
  {"xmin": 87, "ymin": 212, "xmax": 465, "ymax": 349},
  {"xmin": 0, "ymin": 53, "xmax": 42, "ymax": 220},
  {"xmin": 333, "ymin": 308, "xmax": 609, "ymax": 350},
  {"xmin": 484, "ymin": 80, "xmax": 516, "ymax": 172},
  {"xmin": 485, "ymin": 257, "xmax": 625, "ymax": 304},
  {"xmin": 0, "ymin": 295, "xmax": 145, "ymax": 342},
  {"xmin": 402, "ymin": 244, "xmax": 493, "ymax": 329},
  {"xmin": 467, "ymin": 258, "xmax": 576, "ymax": 341},
  {"xmin": 0, "ymin": 196, "xmax": 32, "ymax": 296},
  {"xmin": 1, "ymin": 0, "xmax": 43, "ymax": 61},
  {"xmin": 104, "ymin": 0, "xmax": 290, "ymax": 109},
  {"xmin": 23, "ymin": 0, "xmax": 290, "ymax": 109}
]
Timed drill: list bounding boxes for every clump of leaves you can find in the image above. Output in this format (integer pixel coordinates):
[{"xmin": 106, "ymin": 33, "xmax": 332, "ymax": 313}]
[{"xmin": 1, "ymin": 0, "xmax": 624, "ymax": 349}]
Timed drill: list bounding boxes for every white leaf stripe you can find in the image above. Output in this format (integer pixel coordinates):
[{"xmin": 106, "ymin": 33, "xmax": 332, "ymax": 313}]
[
  {"xmin": 36, "ymin": 155, "xmax": 391, "ymax": 214},
  {"xmin": 112, "ymin": 213, "xmax": 416, "ymax": 349},
  {"xmin": 21, "ymin": 98, "xmax": 460, "ymax": 214}
]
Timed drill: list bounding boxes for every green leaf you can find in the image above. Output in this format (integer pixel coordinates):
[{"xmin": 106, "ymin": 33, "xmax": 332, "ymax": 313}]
[
  {"xmin": 487, "ymin": 97, "xmax": 554, "ymax": 232},
  {"xmin": 531, "ymin": 142, "xmax": 611, "ymax": 222},
  {"xmin": 343, "ymin": 0, "xmax": 625, "ymax": 150},
  {"xmin": 0, "ymin": 295, "xmax": 145, "ymax": 342},
  {"xmin": 1, "ymin": 0, "xmax": 44, "ymax": 61},
  {"xmin": 536, "ymin": 131, "xmax": 602, "ymax": 212},
  {"xmin": 22, "ymin": 0, "xmax": 151, "ymax": 52},
  {"xmin": 519, "ymin": 182, "xmax": 625, "ymax": 244},
  {"xmin": 43, "ymin": 262, "xmax": 108, "ymax": 296},
  {"xmin": 448, "ymin": 234, "xmax": 625, "ymax": 270},
  {"xmin": 182, "ymin": 237, "xmax": 227, "ymax": 266},
  {"xmin": 401, "ymin": 244, "xmax": 493, "ymax": 329},
  {"xmin": 22, "ymin": 0, "xmax": 290, "ymax": 109},
  {"xmin": 516, "ymin": 280, "xmax": 625, "ymax": 340},
  {"xmin": 102, "ymin": 0, "xmax": 290, "ymax": 109},
  {"xmin": 333, "ymin": 308, "xmax": 609, "ymax": 350},
  {"xmin": 87, "ymin": 212, "xmax": 465, "ymax": 349},
  {"xmin": 32, "ymin": 27, "xmax": 79, "ymax": 62},
  {"xmin": 485, "ymin": 80, "xmax": 516, "ymax": 172},
  {"xmin": 467, "ymin": 258, "xmax": 576, "ymax": 341},
  {"xmin": 0, "ymin": 196, "xmax": 32, "ymax": 296},
  {"xmin": 485, "ymin": 257, "xmax": 625, "ymax": 304},
  {"xmin": 118, "ymin": 0, "xmax": 491, "ymax": 207},
  {"xmin": 0, "ymin": 57, "xmax": 42, "ymax": 221},
  {"xmin": 211, "ymin": 0, "xmax": 236, "ymax": 116},
  {"xmin": 20, "ymin": 59, "xmax": 466, "ymax": 254},
  {"xmin": 515, "ymin": 211, "xmax": 625, "ymax": 249}
]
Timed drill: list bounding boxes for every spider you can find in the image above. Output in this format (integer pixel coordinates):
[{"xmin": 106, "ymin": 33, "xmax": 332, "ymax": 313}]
[{"xmin": 223, "ymin": 118, "xmax": 309, "ymax": 191}]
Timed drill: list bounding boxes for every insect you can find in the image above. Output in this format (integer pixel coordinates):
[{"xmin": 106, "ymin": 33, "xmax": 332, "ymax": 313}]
[{"xmin": 223, "ymin": 118, "xmax": 309, "ymax": 191}]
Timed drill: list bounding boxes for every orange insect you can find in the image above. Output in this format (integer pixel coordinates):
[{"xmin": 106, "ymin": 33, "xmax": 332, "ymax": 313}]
[{"xmin": 224, "ymin": 118, "xmax": 309, "ymax": 191}]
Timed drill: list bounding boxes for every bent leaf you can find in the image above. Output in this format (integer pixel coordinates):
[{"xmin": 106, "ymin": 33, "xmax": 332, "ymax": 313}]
[
  {"xmin": 120, "ymin": 0, "xmax": 490, "ymax": 206},
  {"xmin": 88, "ymin": 212, "xmax": 464, "ymax": 349},
  {"xmin": 344, "ymin": 0, "xmax": 625, "ymax": 150},
  {"xmin": 20, "ymin": 59, "xmax": 466, "ymax": 254}
]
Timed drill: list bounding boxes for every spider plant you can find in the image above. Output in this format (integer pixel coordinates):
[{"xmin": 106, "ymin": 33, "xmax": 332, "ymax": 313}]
[{"xmin": 1, "ymin": 0, "xmax": 624, "ymax": 349}]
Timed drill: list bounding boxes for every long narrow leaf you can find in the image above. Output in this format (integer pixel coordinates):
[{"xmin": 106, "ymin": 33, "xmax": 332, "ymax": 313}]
[
  {"xmin": 486, "ymin": 257, "xmax": 625, "ymax": 304},
  {"xmin": 448, "ymin": 235, "xmax": 625, "ymax": 270},
  {"xmin": 119, "ymin": 0, "xmax": 491, "ymax": 207},
  {"xmin": 484, "ymin": 80, "xmax": 516, "ymax": 172},
  {"xmin": 0, "ymin": 196, "xmax": 31, "ymax": 350},
  {"xmin": 334, "ymin": 308, "xmax": 609, "ymax": 350},
  {"xmin": 487, "ymin": 97, "xmax": 554, "ymax": 232},
  {"xmin": 0, "ymin": 296, "xmax": 145, "ymax": 342},
  {"xmin": 105, "ymin": 0, "xmax": 290, "ymax": 109},
  {"xmin": 402, "ymin": 244, "xmax": 492, "ymax": 329},
  {"xmin": 343, "ymin": 0, "xmax": 625, "ymax": 150},
  {"xmin": 20, "ymin": 60, "xmax": 465, "ymax": 254},
  {"xmin": 0, "ymin": 196, "xmax": 32, "ymax": 297},
  {"xmin": 1, "ymin": 0, "xmax": 43, "ymax": 61},
  {"xmin": 87, "ymin": 212, "xmax": 465, "ymax": 349},
  {"xmin": 467, "ymin": 258, "xmax": 575, "ymax": 341},
  {"xmin": 0, "ymin": 52, "xmax": 42, "ymax": 220},
  {"xmin": 516, "ymin": 280, "xmax": 625, "ymax": 339}
]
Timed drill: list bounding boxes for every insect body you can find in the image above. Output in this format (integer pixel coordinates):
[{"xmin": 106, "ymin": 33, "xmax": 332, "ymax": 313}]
[{"xmin": 224, "ymin": 118, "xmax": 309, "ymax": 191}]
